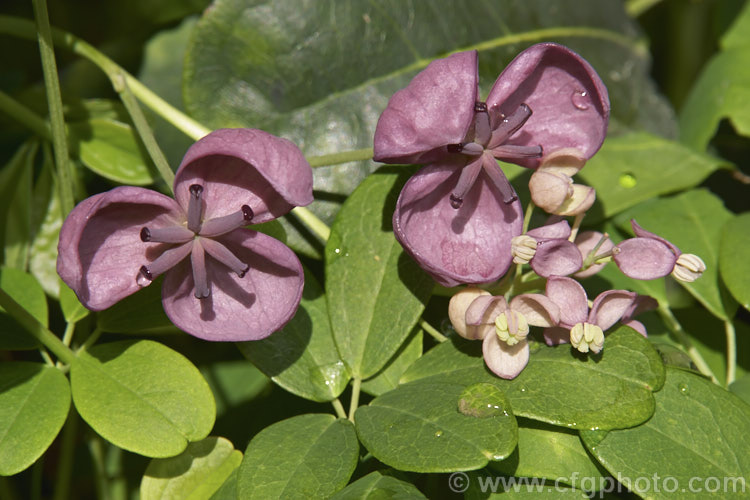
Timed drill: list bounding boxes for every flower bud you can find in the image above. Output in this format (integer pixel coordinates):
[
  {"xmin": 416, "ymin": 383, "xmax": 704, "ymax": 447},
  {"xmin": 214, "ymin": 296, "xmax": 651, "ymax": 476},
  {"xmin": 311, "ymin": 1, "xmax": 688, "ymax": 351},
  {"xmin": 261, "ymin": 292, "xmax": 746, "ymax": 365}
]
[
  {"xmin": 570, "ymin": 322, "xmax": 604, "ymax": 354},
  {"xmin": 671, "ymin": 253, "xmax": 706, "ymax": 282},
  {"xmin": 554, "ymin": 184, "xmax": 596, "ymax": 216},
  {"xmin": 530, "ymin": 149, "xmax": 594, "ymax": 215},
  {"xmin": 448, "ymin": 287, "xmax": 490, "ymax": 339},
  {"xmin": 511, "ymin": 235, "xmax": 538, "ymax": 264},
  {"xmin": 494, "ymin": 311, "xmax": 529, "ymax": 346},
  {"xmin": 529, "ymin": 169, "xmax": 572, "ymax": 212}
]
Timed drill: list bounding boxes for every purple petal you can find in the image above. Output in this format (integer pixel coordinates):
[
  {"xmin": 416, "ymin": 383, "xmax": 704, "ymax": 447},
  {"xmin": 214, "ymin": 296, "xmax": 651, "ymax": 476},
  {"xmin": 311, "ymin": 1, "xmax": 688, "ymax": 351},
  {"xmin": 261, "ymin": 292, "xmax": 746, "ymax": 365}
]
[
  {"xmin": 531, "ymin": 239, "xmax": 582, "ymax": 278},
  {"xmin": 373, "ymin": 51, "xmax": 478, "ymax": 164},
  {"xmin": 630, "ymin": 220, "xmax": 680, "ymax": 255},
  {"xmin": 574, "ymin": 231, "xmax": 614, "ymax": 279},
  {"xmin": 509, "ymin": 293, "xmax": 560, "ymax": 327},
  {"xmin": 623, "ymin": 320, "xmax": 648, "ymax": 337},
  {"xmin": 624, "ymin": 295, "xmax": 659, "ymax": 321},
  {"xmin": 486, "ymin": 43, "xmax": 609, "ymax": 168},
  {"xmin": 482, "ymin": 334, "xmax": 529, "ymax": 379},
  {"xmin": 161, "ymin": 229, "xmax": 303, "ymax": 341},
  {"xmin": 464, "ymin": 295, "xmax": 507, "ymax": 340},
  {"xmin": 526, "ymin": 220, "xmax": 571, "ymax": 240},
  {"xmin": 543, "ymin": 326, "xmax": 570, "ymax": 346},
  {"xmin": 393, "ymin": 161, "xmax": 523, "ymax": 287},
  {"xmin": 545, "ymin": 276, "xmax": 588, "ymax": 328},
  {"xmin": 614, "ymin": 238, "xmax": 677, "ymax": 280},
  {"xmin": 589, "ymin": 290, "xmax": 637, "ymax": 330},
  {"xmin": 57, "ymin": 187, "xmax": 185, "ymax": 311},
  {"xmin": 174, "ymin": 129, "xmax": 313, "ymax": 224}
]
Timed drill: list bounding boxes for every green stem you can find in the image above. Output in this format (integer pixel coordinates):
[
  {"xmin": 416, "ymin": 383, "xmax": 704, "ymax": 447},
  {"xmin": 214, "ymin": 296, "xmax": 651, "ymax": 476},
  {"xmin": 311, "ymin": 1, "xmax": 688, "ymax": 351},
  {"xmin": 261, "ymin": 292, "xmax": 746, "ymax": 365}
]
[
  {"xmin": 657, "ymin": 304, "xmax": 718, "ymax": 383},
  {"xmin": 568, "ymin": 212, "xmax": 585, "ymax": 242},
  {"xmin": 307, "ymin": 148, "xmax": 374, "ymax": 168},
  {"xmin": 40, "ymin": 348, "xmax": 55, "ymax": 366},
  {"xmin": 348, "ymin": 378, "xmax": 362, "ymax": 423},
  {"xmin": 61, "ymin": 321, "xmax": 76, "ymax": 347},
  {"xmin": 420, "ymin": 318, "xmax": 448, "ymax": 343},
  {"xmin": 111, "ymin": 73, "xmax": 175, "ymax": 190},
  {"xmin": 52, "ymin": 409, "xmax": 78, "ymax": 500},
  {"xmin": 290, "ymin": 207, "xmax": 330, "ymax": 242},
  {"xmin": 87, "ymin": 435, "xmax": 108, "ymax": 500},
  {"xmin": 725, "ymin": 320, "xmax": 737, "ymax": 387},
  {"xmin": 80, "ymin": 327, "xmax": 104, "ymax": 353},
  {"xmin": 0, "ymin": 288, "xmax": 76, "ymax": 365},
  {"xmin": 31, "ymin": 459, "xmax": 43, "ymax": 500},
  {"xmin": 522, "ymin": 200, "xmax": 534, "ymax": 234},
  {"xmin": 31, "ymin": 0, "xmax": 75, "ymax": 216},
  {"xmin": 0, "ymin": 89, "xmax": 51, "ymax": 139},
  {"xmin": 0, "ymin": 477, "xmax": 19, "ymax": 500},
  {"xmin": 626, "ymin": 0, "xmax": 664, "ymax": 17},
  {"xmin": 331, "ymin": 398, "xmax": 347, "ymax": 419}
]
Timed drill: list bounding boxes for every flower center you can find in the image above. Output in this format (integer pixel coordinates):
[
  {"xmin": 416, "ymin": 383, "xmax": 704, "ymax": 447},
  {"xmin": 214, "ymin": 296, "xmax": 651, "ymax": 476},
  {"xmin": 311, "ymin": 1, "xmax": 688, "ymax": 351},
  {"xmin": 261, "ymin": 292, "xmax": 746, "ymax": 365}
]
[
  {"xmin": 569, "ymin": 322, "xmax": 604, "ymax": 354},
  {"xmin": 136, "ymin": 184, "xmax": 255, "ymax": 299},
  {"xmin": 447, "ymin": 102, "xmax": 542, "ymax": 208},
  {"xmin": 494, "ymin": 310, "xmax": 529, "ymax": 346}
]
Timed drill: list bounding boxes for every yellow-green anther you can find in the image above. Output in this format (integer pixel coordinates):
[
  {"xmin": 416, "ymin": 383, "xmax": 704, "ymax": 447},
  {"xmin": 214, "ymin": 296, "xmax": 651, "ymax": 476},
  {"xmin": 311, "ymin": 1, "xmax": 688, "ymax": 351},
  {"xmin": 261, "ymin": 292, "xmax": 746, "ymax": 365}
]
[
  {"xmin": 511, "ymin": 235, "xmax": 538, "ymax": 264},
  {"xmin": 570, "ymin": 322, "xmax": 604, "ymax": 354},
  {"xmin": 495, "ymin": 310, "xmax": 529, "ymax": 346},
  {"xmin": 671, "ymin": 253, "xmax": 706, "ymax": 283}
]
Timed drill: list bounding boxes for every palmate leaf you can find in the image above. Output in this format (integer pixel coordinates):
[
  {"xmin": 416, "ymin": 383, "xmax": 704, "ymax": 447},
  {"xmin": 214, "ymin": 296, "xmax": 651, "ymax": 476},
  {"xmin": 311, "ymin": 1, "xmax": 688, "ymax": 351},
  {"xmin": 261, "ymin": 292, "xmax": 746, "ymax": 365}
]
[{"xmin": 184, "ymin": 0, "xmax": 676, "ymax": 256}]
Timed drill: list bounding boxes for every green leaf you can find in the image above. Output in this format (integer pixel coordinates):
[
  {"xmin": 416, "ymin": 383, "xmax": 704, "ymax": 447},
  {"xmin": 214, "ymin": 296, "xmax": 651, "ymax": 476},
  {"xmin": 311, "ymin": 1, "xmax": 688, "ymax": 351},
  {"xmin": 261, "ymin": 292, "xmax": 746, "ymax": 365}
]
[
  {"xmin": 465, "ymin": 472, "xmax": 590, "ymax": 499},
  {"xmin": 200, "ymin": 361, "xmax": 270, "ymax": 417},
  {"xmin": 355, "ymin": 378, "xmax": 518, "ymax": 472},
  {"xmin": 490, "ymin": 420, "xmax": 606, "ymax": 490},
  {"xmin": 400, "ymin": 336, "xmax": 498, "ymax": 387},
  {"xmin": 141, "ymin": 436, "xmax": 242, "ymax": 500},
  {"xmin": 71, "ymin": 340, "xmax": 215, "ymax": 457},
  {"xmin": 326, "ymin": 168, "xmax": 433, "ymax": 379},
  {"xmin": 616, "ymin": 188, "xmax": 737, "ymax": 320},
  {"xmin": 59, "ymin": 279, "xmax": 89, "ymax": 324},
  {"xmin": 28, "ymin": 160, "xmax": 63, "ymax": 298},
  {"xmin": 0, "ymin": 267, "xmax": 47, "ymax": 350},
  {"xmin": 3, "ymin": 140, "xmax": 33, "ymax": 269},
  {"xmin": 729, "ymin": 374, "xmax": 750, "ymax": 406},
  {"xmin": 68, "ymin": 118, "xmax": 156, "ymax": 185},
  {"xmin": 720, "ymin": 0, "xmax": 750, "ymax": 50},
  {"xmin": 236, "ymin": 414, "xmax": 358, "ymax": 499},
  {"xmin": 329, "ymin": 471, "xmax": 427, "ymax": 499},
  {"xmin": 0, "ymin": 362, "xmax": 71, "ymax": 476},
  {"xmin": 581, "ymin": 368, "xmax": 750, "ymax": 499},
  {"xmin": 720, "ymin": 213, "xmax": 750, "ymax": 312},
  {"xmin": 97, "ymin": 280, "xmax": 177, "ymax": 334},
  {"xmin": 361, "ymin": 328, "xmax": 422, "ymax": 397},
  {"xmin": 238, "ymin": 268, "xmax": 349, "ymax": 402},
  {"xmin": 578, "ymin": 132, "xmax": 722, "ymax": 221},
  {"xmin": 0, "ymin": 141, "xmax": 37, "ymax": 259},
  {"xmin": 184, "ymin": 0, "xmax": 676, "ymax": 254},
  {"xmin": 505, "ymin": 327, "xmax": 665, "ymax": 430}
]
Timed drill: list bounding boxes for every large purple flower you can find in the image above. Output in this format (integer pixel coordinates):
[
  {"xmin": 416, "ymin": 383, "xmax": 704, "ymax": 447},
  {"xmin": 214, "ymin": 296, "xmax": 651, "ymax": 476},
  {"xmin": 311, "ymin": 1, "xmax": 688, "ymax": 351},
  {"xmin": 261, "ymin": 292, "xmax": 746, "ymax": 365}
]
[
  {"xmin": 57, "ymin": 128, "xmax": 313, "ymax": 341},
  {"xmin": 374, "ymin": 43, "xmax": 609, "ymax": 286}
]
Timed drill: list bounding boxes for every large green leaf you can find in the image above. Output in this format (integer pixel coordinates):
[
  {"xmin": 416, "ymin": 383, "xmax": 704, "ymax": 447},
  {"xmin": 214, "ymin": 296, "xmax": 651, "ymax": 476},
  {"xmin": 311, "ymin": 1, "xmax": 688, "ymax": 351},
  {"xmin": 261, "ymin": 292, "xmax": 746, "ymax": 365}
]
[
  {"xmin": 68, "ymin": 118, "xmax": 156, "ymax": 185},
  {"xmin": 679, "ymin": 1, "xmax": 750, "ymax": 150},
  {"xmin": 361, "ymin": 327, "xmax": 422, "ymax": 397},
  {"xmin": 0, "ymin": 141, "xmax": 37, "ymax": 258},
  {"xmin": 578, "ymin": 132, "xmax": 722, "ymax": 221},
  {"xmin": 141, "ymin": 436, "xmax": 242, "ymax": 500},
  {"xmin": 184, "ymin": 0, "xmax": 676, "ymax": 254},
  {"xmin": 326, "ymin": 168, "xmax": 432, "ymax": 379},
  {"xmin": 0, "ymin": 362, "xmax": 71, "ymax": 476},
  {"xmin": 505, "ymin": 327, "xmax": 665, "ymax": 430},
  {"xmin": 465, "ymin": 472, "xmax": 590, "ymax": 499},
  {"xmin": 720, "ymin": 213, "xmax": 750, "ymax": 312},
  {"xmin": 28, "ymin": 155, "xmax": 63, "ymax": 297},
  {"xmin": 238, "ymin": 268, "xmax": 350, "ymax": 402},
  {"xmin": 355, "ymin": 378, "xmax": 518, "ymax": 472},
  {"xmin": 0, "ymin": 267, "xmax": 47, "ymax": 350},
  {"xmin": 3, "ymin": 139, "xmax": 33, "ymax": 269},
  {"xmin": 236, "ymin": 414, "xmax": 358, "ymax": 499},
  {"xmin": 199, "ymin": 361, "xmax": 270, "ymax": 417},
  {"xmin": 616, "ymin": 189, "xmax": 737, "ymax": 320},
  {"xmin": 581, "ymin": 368, "xmax": 750, "ymax": 499},
  {"xmin": 71, "ymin": 340, "xmax": 215, "ymax": 457},
  {"xmin": 329, "ymin": 471, "xmax": 426, "ymax": 499}
]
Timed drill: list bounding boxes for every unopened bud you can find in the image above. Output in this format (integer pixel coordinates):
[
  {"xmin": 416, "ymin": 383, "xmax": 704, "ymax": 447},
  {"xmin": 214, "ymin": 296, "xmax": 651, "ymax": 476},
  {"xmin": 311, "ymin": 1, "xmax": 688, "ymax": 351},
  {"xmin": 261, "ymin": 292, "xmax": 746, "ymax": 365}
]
[
  {"xmin": 495, "ymin": 311, "xmax": 529, "ymax": 346},
  {"xmin": 511, "ymin": 235, "xmax": 538, "ymax": 264},
  {"xmin": 449, "ymin": 287, "xmax": 490, "ymax": 339},
  {"xmin": 570, "ymin": 322, "xmax": 604, "ymax": 354},
  {"xmin": 555, "ymin": 184, "xmax": 596, "ymax": 216},
  {"xmin": 671, "ymin": 253, "xmax": 706, "ymax": 282},
  {"xmin": 529, "ymin": 170, "xmax": 572, "ymax": 213}
]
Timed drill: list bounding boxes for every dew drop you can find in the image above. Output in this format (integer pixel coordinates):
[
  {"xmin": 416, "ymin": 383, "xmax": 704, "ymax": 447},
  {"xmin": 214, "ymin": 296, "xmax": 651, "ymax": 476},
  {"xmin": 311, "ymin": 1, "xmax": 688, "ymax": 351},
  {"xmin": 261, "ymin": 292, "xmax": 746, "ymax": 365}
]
[
  {"xmin": 136, "ymin": 266, "xmax": 153, "ymax": 287},
  {"xmin": 334, "ymin": 248, "xmax": 341, "ymax": 254},
  {"xmin": 458, "ymin": 383, "xmax": 508, "ymax": 418},
  {"xmin": 434, "ymin": 430, "xmax": 443, "ymax": 437},
  {"xmin": 619, "ymin": 172, "xmax": 637, "ymax": 188},
  {"xmin": 519, "ymin": 386, "xmax": 527, "ymax": 393},
  {"xmin": 571, "ymin": 90, "xmax": 590, "ymax": 110},
  {"xmin": 679, "ymin": 383, "xmax": 689, "ymax": 394}
]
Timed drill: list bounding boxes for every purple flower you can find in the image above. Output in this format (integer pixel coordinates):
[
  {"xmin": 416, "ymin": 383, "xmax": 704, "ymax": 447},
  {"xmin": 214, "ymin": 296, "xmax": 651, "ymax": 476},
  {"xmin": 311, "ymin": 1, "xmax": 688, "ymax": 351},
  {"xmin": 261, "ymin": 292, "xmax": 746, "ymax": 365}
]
[
  {"xmin": 613, "ymin": 220, "xmax": 706, "ymax": 282},
  {"xmin": 57, "ymin": 129, "xmax": 313, "ymax": 341},
  {"xmin": 543, "ymin": 276, "xmax": 656, "ymax": 353},
  {"xmin": 449, "ymin": 287, "xmax": 560, "ymax": 379},
  {"xmin": 511, "ymin": 220, "xmax": 582, "ymax": 278},
  {"xmin": 373, "ymin": 43, "xmax": 609, "ymax": 286}
]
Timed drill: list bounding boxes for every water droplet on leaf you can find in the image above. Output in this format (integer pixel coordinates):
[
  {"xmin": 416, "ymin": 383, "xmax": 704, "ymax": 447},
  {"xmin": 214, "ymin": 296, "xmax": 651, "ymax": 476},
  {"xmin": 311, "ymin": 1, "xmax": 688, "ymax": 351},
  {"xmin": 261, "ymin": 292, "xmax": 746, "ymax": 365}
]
[
  {"xmin": 619, "ymin": 172, "xmax": 637, "ymax": 188},
  {"xmin": 679, "ymin": 383, "xmax": 689, "ymax": 394},
  {"xmin": 458, "ymin": 383, "xmax": 509, "ymax": 418},
  {"xmin": 434, "ymin": 430, "xmax": 443, "ymax": 437}
]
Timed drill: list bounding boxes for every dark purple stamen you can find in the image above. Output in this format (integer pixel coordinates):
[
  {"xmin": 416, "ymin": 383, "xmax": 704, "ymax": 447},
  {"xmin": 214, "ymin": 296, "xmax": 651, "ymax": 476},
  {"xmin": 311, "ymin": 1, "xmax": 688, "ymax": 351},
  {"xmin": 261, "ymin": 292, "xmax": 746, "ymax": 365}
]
[
  {"xmin": 449, "ymin": 195, "xmax": 463, "ymax": 209},
  {"xmin": 447, "ymin": 144, "xmax": 463, "ymax": 154},
  {"xmin": 140, "ymin": 227, "xmax": 151, "ymax": 242},
  {"xmin": 139, "ymin": 265, "xmax": 153, "ymax": 281},
  {"xmin": 238, "ymin": 265, "xmax": 250, "ymax": 278},
  {"xmin": 241, "ymin": 205, "xmax": 254, "ymax": 222},
  {"xmin": 474, "ymin": 102, "xmax": 487, "ymax": 112}
]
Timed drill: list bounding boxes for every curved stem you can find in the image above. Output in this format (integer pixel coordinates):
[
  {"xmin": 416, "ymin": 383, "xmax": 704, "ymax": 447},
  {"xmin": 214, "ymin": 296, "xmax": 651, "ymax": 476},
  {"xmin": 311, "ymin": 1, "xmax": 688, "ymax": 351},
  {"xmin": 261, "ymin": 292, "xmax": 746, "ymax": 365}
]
[
  {"xmin": 30, "ymin": 0, "xmax": 74, "ymax": 216},
  {"xmin": 307, "ymin": 148, "xmax": 374, "ymax": 168},
  {"xmin": 52, "ymin": 409, "xmax": 78, "ymax": 500},
  {"xmin": 290, "ymin": 207, "xmax": 330, "ymax": 242},
  {"xmin": 0, "ymin": 288, "xmax": 76, "ymax": 365},
  {"xmin": 420, "ymin": 318, "xmax": 448, "ymax": 343},
  {"xmin": 0, "ymin": 89, "xmax": 51, "ymax": 139},
  {"xmin": 348, "ymin": 378, "xmax": 362, "ymax": 423},
  {"xmin": 568, "ymin": 212, "xmax": 585, "ymax": 242},
  {"xmin": 331, "ymin": 398, "xmax": 347, "ymax": 419},
  {"xmin": 725, "ymin": 320, "xmax": 737, "ymax": 387},
  {"xmin": 657, "ymin": 304, "xmax": 718, "ymax": 383}
]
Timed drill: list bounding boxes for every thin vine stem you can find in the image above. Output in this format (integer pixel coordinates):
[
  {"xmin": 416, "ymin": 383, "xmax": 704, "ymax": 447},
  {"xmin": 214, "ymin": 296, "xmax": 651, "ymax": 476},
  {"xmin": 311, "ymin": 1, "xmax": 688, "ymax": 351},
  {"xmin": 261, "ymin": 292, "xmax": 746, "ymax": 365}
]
[
  {"xmin": 30, "ymin": 0, "xmax": 75, "ymax": 216},
  {"xmin": 307, "ymin": 148, "xmax": 374, "ymax": 168},
  {"xmin": 290, "ymin": 207, "xmax": 330, "ymax": 242},
  {"xmin": 0, "ymin": 89, "xmax": 51, "ymax": 139},
  {"xmin": 348, "ymin": 378, "xmax": 362, "ymax": 423},
  {"xmin": 52, "ymin": 410, "xmax": 78, "ymax": 500},
  {"xmin": 419, "ymin": 318, "xmax": 448, "ymax": 343},
  {"xmin": 331, "ymin": 398, "xmax": 348, "ymax": 419},
  {"xmin": 657, "ymin": 304, "xmax": 718, "ymax": 383},
  {"xmin": 725, "ymin": 319, "xmax": 737, "ymax": 387}
]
